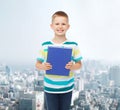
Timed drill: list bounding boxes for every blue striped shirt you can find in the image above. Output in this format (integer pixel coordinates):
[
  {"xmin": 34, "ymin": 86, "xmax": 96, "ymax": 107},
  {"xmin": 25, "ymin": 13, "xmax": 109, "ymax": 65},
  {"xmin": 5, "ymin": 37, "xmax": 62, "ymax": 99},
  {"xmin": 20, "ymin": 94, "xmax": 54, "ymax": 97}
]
[{"xmin": 37, "ymin": 40, "xmax": 82, "ymax": 93}]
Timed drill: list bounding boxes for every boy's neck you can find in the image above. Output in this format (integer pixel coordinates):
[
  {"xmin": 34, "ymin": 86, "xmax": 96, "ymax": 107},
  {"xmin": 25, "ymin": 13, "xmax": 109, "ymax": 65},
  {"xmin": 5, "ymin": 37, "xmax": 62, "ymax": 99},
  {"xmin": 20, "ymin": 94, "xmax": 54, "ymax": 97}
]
[{"xmin": 52, "ymin": 36, "xmax": 67, "ymax": 44}]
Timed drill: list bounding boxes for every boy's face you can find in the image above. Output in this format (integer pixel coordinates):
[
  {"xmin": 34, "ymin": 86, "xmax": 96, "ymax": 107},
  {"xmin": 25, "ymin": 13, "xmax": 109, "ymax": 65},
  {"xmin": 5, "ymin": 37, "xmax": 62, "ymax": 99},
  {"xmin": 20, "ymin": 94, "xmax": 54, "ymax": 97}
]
[{"xmin": 50, "ymin": 16, "xmax": 70, "ymax": 36}]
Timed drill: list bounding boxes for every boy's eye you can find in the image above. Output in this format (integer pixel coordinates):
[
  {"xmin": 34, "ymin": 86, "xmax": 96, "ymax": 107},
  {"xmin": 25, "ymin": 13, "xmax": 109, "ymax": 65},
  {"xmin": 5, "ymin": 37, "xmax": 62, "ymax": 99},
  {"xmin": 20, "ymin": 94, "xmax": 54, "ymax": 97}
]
[
  {"xmin": 55, "ymin": 23, "xmax": 59, "ymax": 25},
  {"xmin": 55, "ymin": 23, "xmax": 66, "ymax": 25}
]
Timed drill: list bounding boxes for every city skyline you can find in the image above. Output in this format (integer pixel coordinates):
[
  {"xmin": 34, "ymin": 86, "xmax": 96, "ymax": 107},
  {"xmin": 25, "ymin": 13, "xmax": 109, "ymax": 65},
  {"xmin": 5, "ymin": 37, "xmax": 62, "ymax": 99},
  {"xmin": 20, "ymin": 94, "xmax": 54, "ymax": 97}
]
[
  {"xmin": 0, "ymin": 52, "xmax": 120, "ymax": 109},
  {"xmin": 0, "ymin": 0, "xmax": 120, "ymax": 66}
]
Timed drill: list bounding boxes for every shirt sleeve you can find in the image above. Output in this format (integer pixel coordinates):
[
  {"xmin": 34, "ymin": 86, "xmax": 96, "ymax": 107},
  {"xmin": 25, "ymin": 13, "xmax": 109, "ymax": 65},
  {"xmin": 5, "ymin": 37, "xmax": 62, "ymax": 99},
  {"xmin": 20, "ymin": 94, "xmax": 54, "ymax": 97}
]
[
  {"xmin": 72, "ymin": 44, "xmax": 83, "ymax": 62},
  {"xmin": 36, "ymin": 45, "xmax": 45, "ymax": 63}
]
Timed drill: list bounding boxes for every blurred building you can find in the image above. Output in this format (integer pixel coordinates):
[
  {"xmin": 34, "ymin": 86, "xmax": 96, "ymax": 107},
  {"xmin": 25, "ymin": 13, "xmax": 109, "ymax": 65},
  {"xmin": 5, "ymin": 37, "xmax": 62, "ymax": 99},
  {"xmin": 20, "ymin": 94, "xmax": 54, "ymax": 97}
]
[
  {"xmin": 17, "ymin": 90, "xmax": 44, "ymax": 110},
  {"xmin": 34, "ymin": 70, "xmax": 44, "ymax": 91},
  {"xmin": 109, "ymin": 66, "xmax": 120, "ymax": 86},
  {"xmin": 18, "ymin": 91, "xmax": 35, "ymax": 110},
  {"xmin": 75, "ymin": 77, "xmax": 84, "ymax": 91}
]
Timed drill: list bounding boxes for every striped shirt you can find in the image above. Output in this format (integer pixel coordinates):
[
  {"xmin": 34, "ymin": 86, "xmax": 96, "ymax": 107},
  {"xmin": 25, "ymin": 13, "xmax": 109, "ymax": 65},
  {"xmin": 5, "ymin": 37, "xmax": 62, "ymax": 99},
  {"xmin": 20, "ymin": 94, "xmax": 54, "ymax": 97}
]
[{"xmin": 37, "ymin": 40, "xmax": 82, "ymax": 93}]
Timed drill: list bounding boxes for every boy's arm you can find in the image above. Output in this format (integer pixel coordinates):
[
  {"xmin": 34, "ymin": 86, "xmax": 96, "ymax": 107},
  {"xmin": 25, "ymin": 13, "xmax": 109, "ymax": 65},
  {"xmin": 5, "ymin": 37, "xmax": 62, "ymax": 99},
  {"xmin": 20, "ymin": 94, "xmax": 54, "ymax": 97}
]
[
  {"xmin": 36, "ymin": 61, "xmax": 52, "ymax": 70},
  {"xmin": 65, "ymin": 61, "xmax": 82, "ymax": 71}
]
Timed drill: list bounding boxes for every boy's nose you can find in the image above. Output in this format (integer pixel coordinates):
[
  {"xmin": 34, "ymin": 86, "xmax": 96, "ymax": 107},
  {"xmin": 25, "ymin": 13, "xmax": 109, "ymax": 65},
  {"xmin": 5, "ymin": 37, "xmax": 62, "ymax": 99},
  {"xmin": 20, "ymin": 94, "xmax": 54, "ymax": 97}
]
[{"xmin": 58, "ymin": 25, "xmax": 63, "ymax": 28}]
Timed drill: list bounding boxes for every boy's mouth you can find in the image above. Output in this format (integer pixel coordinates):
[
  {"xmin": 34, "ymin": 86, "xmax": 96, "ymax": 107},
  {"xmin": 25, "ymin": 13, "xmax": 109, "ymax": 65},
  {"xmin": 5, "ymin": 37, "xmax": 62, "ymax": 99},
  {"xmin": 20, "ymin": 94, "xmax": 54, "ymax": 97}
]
[{"xmin": 57, "ymin": 30, "xmax": 64, "ymax": 33}]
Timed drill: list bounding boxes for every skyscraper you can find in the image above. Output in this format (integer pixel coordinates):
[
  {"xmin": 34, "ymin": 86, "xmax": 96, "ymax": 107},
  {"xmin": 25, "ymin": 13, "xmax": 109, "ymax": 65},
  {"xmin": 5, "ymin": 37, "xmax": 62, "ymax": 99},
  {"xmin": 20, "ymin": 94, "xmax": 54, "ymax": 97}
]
[{"xmin": 109, "ymin": 66, "xmax": 120, "ymax": 86}]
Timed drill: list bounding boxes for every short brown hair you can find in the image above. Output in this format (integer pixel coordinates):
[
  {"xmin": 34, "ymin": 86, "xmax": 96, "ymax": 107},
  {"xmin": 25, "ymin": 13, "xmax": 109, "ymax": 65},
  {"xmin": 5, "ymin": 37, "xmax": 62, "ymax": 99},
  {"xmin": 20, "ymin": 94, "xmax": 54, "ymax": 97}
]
[{"xmin": 52, "ymin": 11, "xmax": 69, "ymax": 22}]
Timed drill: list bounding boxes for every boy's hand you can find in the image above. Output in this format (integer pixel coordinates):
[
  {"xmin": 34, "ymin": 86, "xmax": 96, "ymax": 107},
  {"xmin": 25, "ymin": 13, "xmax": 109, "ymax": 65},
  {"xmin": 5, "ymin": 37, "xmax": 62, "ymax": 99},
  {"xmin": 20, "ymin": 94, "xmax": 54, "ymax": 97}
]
[
  {"xmin": 65, "ymin": 61, "xmax": 73, "ymax": 70},
  {"xmin": 36, "ymin": 61, "xmax": 52, "ymax": 70},
  {"xmin": 42, "ymin": 62, "xmax": 52, "ymax": 70}
]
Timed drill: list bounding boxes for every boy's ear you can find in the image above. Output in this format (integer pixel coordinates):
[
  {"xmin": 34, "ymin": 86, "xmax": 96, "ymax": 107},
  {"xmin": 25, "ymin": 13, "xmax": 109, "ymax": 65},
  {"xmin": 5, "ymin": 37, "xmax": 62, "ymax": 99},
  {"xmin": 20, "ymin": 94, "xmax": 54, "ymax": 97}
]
[
  {"xmin": 50, "ymin": 24, "xmax": 53, "ymax": 29},
  {"xmin": 68, "ymin": 24, "xmax": 70, "ymax": 29}
]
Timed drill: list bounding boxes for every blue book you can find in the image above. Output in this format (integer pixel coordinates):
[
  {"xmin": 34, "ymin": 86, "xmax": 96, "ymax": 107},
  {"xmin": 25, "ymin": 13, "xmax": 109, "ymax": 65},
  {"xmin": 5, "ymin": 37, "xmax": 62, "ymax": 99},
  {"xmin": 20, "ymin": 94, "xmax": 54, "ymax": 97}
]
[{"xmin": 46, "ymin": 46, "xmax": 72, "ymax": 76}]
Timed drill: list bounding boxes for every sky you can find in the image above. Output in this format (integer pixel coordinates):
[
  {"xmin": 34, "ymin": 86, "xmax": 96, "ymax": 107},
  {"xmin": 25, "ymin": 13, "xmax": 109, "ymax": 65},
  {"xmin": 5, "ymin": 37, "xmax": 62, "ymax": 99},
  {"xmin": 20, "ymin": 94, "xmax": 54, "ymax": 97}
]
[{"xmin": 0, "ymin": 0, "xmax": 120, "ymax": 67}]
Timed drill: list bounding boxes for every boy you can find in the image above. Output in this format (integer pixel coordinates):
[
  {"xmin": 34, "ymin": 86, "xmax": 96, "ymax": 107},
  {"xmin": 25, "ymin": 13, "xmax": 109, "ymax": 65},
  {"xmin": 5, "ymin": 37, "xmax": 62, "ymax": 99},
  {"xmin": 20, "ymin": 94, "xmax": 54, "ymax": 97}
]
[{"xmin": 36, "ymin": 11, "xmax": 82, "ymax": 110}]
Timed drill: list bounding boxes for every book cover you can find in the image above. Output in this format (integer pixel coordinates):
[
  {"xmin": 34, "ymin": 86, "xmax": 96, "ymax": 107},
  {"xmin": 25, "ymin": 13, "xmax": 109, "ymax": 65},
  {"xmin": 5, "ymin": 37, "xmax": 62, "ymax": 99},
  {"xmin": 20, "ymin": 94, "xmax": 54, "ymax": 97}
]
[{"xmin": 46, "ymin": 46, "xmax": 72, "ymax": 76}]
